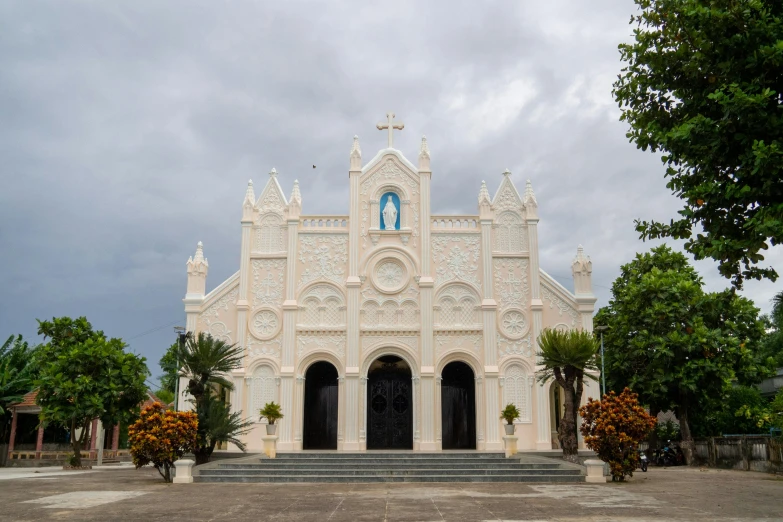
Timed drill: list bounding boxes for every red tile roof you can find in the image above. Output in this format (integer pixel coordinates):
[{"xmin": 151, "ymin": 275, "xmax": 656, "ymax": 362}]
[{"xmin": 10, "ymin": 390, "xmax": 38, "ymax": 409}]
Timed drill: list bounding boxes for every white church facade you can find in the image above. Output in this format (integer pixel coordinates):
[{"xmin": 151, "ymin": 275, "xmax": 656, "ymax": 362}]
[{"xmin": 183, "ymin": 113, "xmax": 598, "ymax": 452}]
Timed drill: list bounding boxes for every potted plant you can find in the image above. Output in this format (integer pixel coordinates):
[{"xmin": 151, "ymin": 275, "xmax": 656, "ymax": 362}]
[
  {"xmin": 501, "ymin": 403, "xmax": 521, "ymax": 435},
  {"xmin": 259, "ymin": 402, "xmax": 284, "ymax": 435}
]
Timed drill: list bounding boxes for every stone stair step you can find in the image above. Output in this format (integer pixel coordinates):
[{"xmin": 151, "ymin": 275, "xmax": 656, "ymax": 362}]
[
  {"xmin": 217, "ymin": 462, "xmax": 561, "ymax": 470},
  {"xmin": 194, "ymin": 474, "xmax": 584, "ymax": 483},
  {"xmin": 200, "ymin": 468, "xmax": 581, "ymax": 477}
]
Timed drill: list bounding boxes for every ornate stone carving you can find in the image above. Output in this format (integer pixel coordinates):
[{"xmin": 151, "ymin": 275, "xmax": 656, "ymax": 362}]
[
  {"xmin": 435, "ymin": 334, "xmax": 482, "ymax": 353},
  {"xmin": 250, "ymin": 308, "xmax": 281, "ymax": 340},
  {"xmin": 248, "ymin": 336, "xmax": 281, "ymax": 359},
  {"xmin": 298, "ymin": 285, "xmax": 345, "ymax": 327},
  {"xmin": 298, "ymin": 235, "xmax": 348, "ymax": 288},
  {"xmin": 251, "ymin": 259, "xmax": 286, "ymax": 307},
  {"xmin": 257, "ymin": 183, "xmax": 286, "ymax": 213},
  {"xmin": 361, "ymin": 335, "xmax": 418, "ymax": 354},
  {"xmin": 502, "ymin": 364, "xmax": 532, "ymax": 423},
  {"xmin": 199, "ymin": 287, "xmax": 239, "ymax": 324},
  {"xmin": 361, "ymin": 286, "xmax": 419, "ymax": 328},
  {"xmin": 297, "ymin": 335, "xmax": 346, "ymax": 357},
  {"xmin": 435, "ymin": 283, "xmax": 480, "ymax": 328},
  {"xmin": 432, "ymin": 235, "xmax": 481, "ymax": 288},
  {"xmin": 541, "ymin": 285, "xmax": 579, "ymax": 328},
  {"xmin": 493, "ymin": 181, "xmax": 523, "ymax": 212},
  {"xmin": 254, "ymin": 214, "xmax": 285, "ymax": 253},
  {"xmin": 498, "ymin": 332, "xmax": 533, "ymax": 358},
  {"xmin": 207, "ymin": 321, "xmax": 232, "ymax": 343},
  {"xmin": 494, "ymin": 212, "xmax": 528, "ymax": 252},
  {"xmin": 493, "ymin": 258, "xmax": 529, "ymax": 309},
  {"xmin": 500, "ymin": 309, "xmax": 528, "ymax": 339}
]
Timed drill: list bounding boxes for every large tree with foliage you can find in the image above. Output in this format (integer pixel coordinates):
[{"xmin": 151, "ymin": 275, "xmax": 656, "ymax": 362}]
[
  {"xmin": 1, "ymin": 335, "xmax": 39, "ymax": 444},
  {"xmin": 35, "ymin": 317, "xmax": 149, "ymax": 467},
  {"xmin": 595, "ymin": 246, "xmax": 767, "ymax": 463},
  {"xmin": 614, "ymin": 0, "xmax": 783, "ymax": 288},
  {"xmin": 536, "ymin": 328, "xmax": 599, "ymax": 461},
  {"xmin": 176, "ymin": 332, "xmax": 250, "ymax": 464},
  {"xmin": 758, "ymin": 291, "xmax": 783, "ymax": 368},
  {"xmin": 158, "ymin": 340, "xmax": 179, "ymax": 395}
]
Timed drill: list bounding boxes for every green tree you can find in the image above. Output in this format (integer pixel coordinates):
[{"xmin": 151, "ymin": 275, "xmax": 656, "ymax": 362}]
[
  {"xmin": 158, "ymin": 341, "xmax": 179, "ymax": 394},
  {"xmin": 758, "ymin": 291, "xmax": 783, "ymax": 368},
  {"xmin": 35, "ymin": 317, "xmax": 149, "ymax": 467},
  {"xmin": 692, "ymin": 385, "xmax": 771, "ymax": 436},
  {"xmin": 1, "ymin": 335, "xmax": 39, "ymax": 444},
  {"xmin": 536, "ymin": 328, "xmax": 599, "ymax": 461},
  {"xmin": 771, "ymin": 388, "xmax": 783, "ymax": 434},
  {"xmin": 613, "ymin": 0, "xmax": 783, "ymax": 288},
  {"xmin": 176, "ymin": 332, "xmax": 249, "ymax": 464},
  {"xmin": 595, "ymin": 246, "xmax": 767, "ymax": 463}
]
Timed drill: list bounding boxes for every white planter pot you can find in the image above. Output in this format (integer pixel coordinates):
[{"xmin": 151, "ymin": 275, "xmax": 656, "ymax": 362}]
[
  {"xmin": 504, "ymin": 424, "xmax": 515, "ymax": 435},
  {"xmin": 266, "ymin": 424, "xmax": 277, "ymax": 435}
]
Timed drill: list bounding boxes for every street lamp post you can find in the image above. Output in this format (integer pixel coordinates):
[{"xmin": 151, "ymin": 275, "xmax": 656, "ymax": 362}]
[
  {"xmin": 595, "ymin": 325, "xmax": 609, "ymax": 398},
  {"xmin": 173, "ymin": 327, "xmax": 186, "ymax": 412}
]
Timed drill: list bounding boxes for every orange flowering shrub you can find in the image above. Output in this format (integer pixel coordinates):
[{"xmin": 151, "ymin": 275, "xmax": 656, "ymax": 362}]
[
  {"xmin": 128, "ymin": 402, "xmax": 198, "ymax": 482},
  {"xmin": 579, "ymin": 388, "xmax": 656, "ymax": 481}
]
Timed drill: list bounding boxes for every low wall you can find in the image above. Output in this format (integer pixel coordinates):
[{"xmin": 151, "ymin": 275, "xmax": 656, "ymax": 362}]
[{"xmin": 693, "ymin": 436, "xmax": 782, "ymax": 474}]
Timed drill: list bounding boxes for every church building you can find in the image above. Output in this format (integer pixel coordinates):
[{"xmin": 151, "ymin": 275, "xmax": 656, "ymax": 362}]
[{"xmin": 182, "ymin": 113, "xmax": 598, "ymax": 452}]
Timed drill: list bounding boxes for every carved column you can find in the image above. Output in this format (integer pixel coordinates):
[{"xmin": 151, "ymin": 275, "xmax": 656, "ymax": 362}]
[
  {"xmin": 279, "ymin": 215, "xmax": 299, "ymax": 451},
  {"xmin": 418, "ymin": 148, "xmax": 436, "ymax": 451},
  {"xmin": 344, "ymin": 142, "xmax": 362, "ymax": 450},
  {"xmin": 479, "ymin": 213, "xmax": 500, "ymax": 449},
  {"xmin": 536, "ymin": 381, "xmax": 551, "ymax": 449}
]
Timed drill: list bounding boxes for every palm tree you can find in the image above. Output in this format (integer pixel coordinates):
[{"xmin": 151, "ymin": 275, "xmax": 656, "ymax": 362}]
[
  {"xmin": 176, "ymin": 332, "xmax": 246, "ymax": 464},
  {"xmin": 536, "ymin": 328, "xmax": 599, "ymax": 461},
  {"xmin": 1, "ymin": 336, "xmax": 38, "ymax": 444}
]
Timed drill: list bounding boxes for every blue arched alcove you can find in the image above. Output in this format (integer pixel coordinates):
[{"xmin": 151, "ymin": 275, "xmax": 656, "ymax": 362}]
[{"xmin": 379, "ymin": 192, "xmax": 401, "ymax": 230}]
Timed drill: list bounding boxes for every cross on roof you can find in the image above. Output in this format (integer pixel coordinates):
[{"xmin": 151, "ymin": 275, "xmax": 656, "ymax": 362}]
[{"xmin": 376, "ymin": 111, "xmax": 404, "ymax": 148}]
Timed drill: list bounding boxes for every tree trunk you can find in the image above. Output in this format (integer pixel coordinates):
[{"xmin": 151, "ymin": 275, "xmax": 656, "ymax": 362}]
[
  {"xmin": 679, "ymin": 405, "xmax": 694, "ymax": 466},
  {"xmin": 163, "ymin": 462, "xmax": 172, "ymax": 482},
  {"xmin": 558, "ymin": 381, "xmax": 579, "ymax": 462},
  {"xmin": 69, "ymin": 418, "xmax": 82, "ymax": 467}
]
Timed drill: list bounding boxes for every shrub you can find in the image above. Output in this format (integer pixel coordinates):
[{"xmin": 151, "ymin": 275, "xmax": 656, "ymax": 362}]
[
  {"xmin": 579, "ymin": 388, "xmax": 657, "ymax": 481},
  {"xmin": 128, "ymin": 402, "xmax": 198, "ymax": 482}
]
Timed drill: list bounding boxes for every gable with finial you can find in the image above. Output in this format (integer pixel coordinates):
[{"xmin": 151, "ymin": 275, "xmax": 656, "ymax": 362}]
[
  {"xmin": 255, "ymin": 168, "xmax": 289, "ymax": 215},
  {"xmin": 492, "ymin": 169, "xmax": 525, "ymax": 213}
]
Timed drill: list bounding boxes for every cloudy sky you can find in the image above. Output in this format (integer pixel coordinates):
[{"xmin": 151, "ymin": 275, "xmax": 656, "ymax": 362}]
[{"xmin": 2, "ymin": 1, "xmax": 780, "ymax": 383}]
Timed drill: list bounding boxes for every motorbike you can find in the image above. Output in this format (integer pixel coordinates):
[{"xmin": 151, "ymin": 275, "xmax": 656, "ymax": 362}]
[
  {"xmin": 655, "ymin": 440, "xmax": 679, "ymax": 466},
  {"xmin": 639, "ymin": 452, "xmax": 648, "ymax": 472}
]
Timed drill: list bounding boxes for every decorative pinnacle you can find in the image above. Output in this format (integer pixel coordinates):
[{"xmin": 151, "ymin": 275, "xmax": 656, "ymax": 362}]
[
  {"xmin": 290, "ymin": 179, "xmax": 302, "ymax": 204},
  {"xmin": 502, "ymin": 168, "xmax": 511, "ymax": 176},
  {"xmin": 269, "ymin": 167, "xmax": 277, "ymax": 177},
  {"xmin": 244, "ymin": 179, "xmax": 255, "ymax": 204},
  {"xmin": 478, "ymin": 180, "xmax": 491, "ymax": 205},
  {"xmin": 420, "ymin": 135, "xmax": 430, "ymax": 158},
  {"xmin": 350, "ymin": 135, "xmax": 361, "ymax": 157},
  {"xmin": 524, "ymin": 179, "xmax": 537, "ymax": 205},
  {"xmin": 193, "ymin": 241, "xmax": 205, "ymax": 263}
]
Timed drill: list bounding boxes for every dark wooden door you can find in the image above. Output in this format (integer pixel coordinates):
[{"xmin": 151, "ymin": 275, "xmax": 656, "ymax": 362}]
[
  {"xmin": 367, "ymin": 365, "xmax": 412, "ymax": 449},
  {"xmin": 303, "ymin": 361, "xmax": 338, "ymax": 450},
  {"xmin": 441, "ymin": 361, "xmax": 476, "ymax": 449}
]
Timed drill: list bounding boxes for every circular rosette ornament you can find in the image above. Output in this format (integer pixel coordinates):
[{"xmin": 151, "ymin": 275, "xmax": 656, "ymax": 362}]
[
  {"xmin": 250, "ymin": 308, "xmax": 281, "ymax": 340},
  {"xmin": 500, "ymin": 309, "xmax": 528, "ymax": 340}
]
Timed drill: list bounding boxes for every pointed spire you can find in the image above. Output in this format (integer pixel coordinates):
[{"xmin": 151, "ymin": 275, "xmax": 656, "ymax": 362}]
[
  {"xmin": 350, "ymin": 135, "xmax": 362, "ymax": 170},
  {"xmin": 502, "ymin": 168, "xmax": 511, "ymax": 177},
  {"xmin": 572, "ymin": 244, "xmax": 593, "ymax": 295},
  {"xmin": 244, "ymin": 179, "xmax": 255, "ymax": 204},
  {"xmin": 288, "ymin": 179, "xmax": 302, "ymax": 218},
  {"xmin": 420, "ymin": 135, "xmax": 430, "ymax": 159},
  {"xmin": 478, "ymin": 180, "xmax": 491, "ymax": 205},
  {"xmin": 269, "ymin": 167, "xmax": 277, "ymax": 178},
  {"xmin": 290, "ymin": 179, "xmax": 302, "ymax": 205},
  {"xmin": 418, "ymin": 135, "xmax": 431, "ymax": 172},
  {"xmin": 186, "ymin": 241, "xmax": 208, "ymax": 298}
]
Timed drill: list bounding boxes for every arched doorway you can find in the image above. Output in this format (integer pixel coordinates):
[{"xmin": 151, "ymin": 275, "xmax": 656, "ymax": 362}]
[
  {"xmin": 441, "ymin": 361, "xmax": 476, "ymax": 449},
  {"xmin": 367, "ymin": 355, "xmax": 413, "ymax": 449},
  {"xmin": 303, "ymin": 361, "xmax": 338, "ymax": 450}
]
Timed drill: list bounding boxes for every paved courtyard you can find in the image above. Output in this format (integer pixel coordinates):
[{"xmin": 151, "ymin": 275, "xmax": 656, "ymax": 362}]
[{"xmin": 0, "ymin": 463, "xmax": 781, "ymax": 521}]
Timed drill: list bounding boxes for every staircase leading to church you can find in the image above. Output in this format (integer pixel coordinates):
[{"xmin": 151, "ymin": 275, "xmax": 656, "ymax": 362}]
[{"xmin": 194, "ymin": 452, "xmax": 584, "ymax": 483}]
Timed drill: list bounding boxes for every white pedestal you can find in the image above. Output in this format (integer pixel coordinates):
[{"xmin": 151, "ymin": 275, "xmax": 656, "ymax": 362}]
[
  {"xmin": 262, "ymin": 435, "xmax": 278, "ymax": 459},
  {"xmin": 503, "ymin": 435, "xmax": 518, "ymax": 458},
  {"xmin": 173, "ymin": 458, "xmax": 194, "ymax": 483},
  {"xmin": 584, "ymin": 459, "xmax": 607, "ymax": 483}
]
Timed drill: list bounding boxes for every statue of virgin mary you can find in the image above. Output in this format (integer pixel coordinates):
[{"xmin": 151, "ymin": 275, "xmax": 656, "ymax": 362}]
[{"xmin": 382, "ymin": 195, "xmax": 398, "ymax": 230}]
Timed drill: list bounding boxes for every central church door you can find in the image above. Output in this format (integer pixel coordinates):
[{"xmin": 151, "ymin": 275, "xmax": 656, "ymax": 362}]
[
  {"xmin": 303, "ymin": 361, "xmax": 338, "ymax": 450},
  {"xmin": 367, "ymin": 355, "xmax": 413, "ymax": 449},
  {"xmin": 441, "ymin": 361, "xmax": 476, "ymax": 449}
]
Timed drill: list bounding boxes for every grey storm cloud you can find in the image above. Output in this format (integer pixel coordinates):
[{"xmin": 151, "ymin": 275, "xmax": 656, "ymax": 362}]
[{"xmin": 1, "ymin": 0, "xmax": 780, "ymax": 380}]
